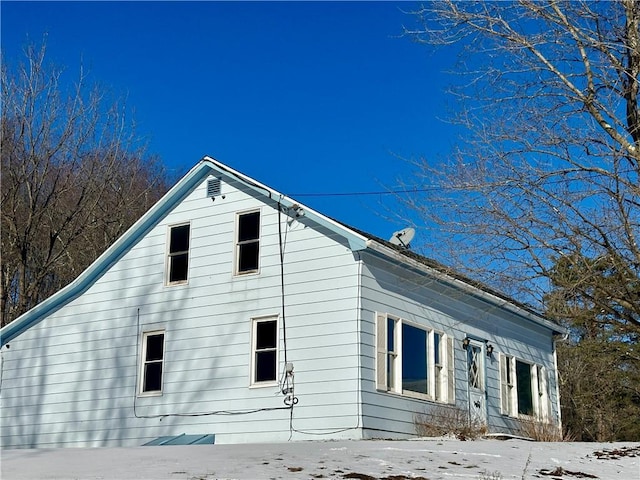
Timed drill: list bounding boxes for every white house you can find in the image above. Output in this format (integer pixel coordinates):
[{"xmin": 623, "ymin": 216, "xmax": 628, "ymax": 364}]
[{"xmin": 0, "ymin": 157, "xmax": 565, "ymax": 448}]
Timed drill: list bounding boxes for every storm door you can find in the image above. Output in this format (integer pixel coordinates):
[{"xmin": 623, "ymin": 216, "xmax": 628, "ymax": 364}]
[{"xmin": 466, "ymin": 340, "xmax": 487, "ymax": 426}]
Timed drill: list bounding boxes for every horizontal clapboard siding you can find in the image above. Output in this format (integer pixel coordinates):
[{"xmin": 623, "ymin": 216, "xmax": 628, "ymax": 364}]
[
  {"xmin": 357, "ymin": 251, "xmax": 560, "ymax": 438},
  {"xmin": 0, "ymin": 178, "xmax": 362, "ymax": 447}
]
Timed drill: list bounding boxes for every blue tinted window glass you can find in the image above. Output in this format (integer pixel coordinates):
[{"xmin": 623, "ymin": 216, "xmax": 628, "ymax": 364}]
[{"xmin": 401, "ymin": 323, "xmax": 428, "ymax": 395}]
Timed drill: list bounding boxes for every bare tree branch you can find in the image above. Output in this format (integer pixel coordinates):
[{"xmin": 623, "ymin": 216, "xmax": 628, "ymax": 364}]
[{"xmin": 0, "ymin": 43, "xmax": 170, "ymax": 326}]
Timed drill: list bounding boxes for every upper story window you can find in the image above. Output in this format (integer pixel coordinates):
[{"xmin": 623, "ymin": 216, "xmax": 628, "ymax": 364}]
[
  {"xmin": 251, "ymin": 316, "xmax": 278, "ymax": 385},
  {"xmin": 376, "ymin": 313, "xmax": 454, "ymax": 403},
  {"xmin": 140, "ymin": 330, "xmax": 165, "ymax": 395},
  {"xmin": 236, "ymin": 211, "xmax": 260, "ymax": 275},
  {"xmin": 167, "ymin": 223, "xmax": 190, "ymax": 284}
]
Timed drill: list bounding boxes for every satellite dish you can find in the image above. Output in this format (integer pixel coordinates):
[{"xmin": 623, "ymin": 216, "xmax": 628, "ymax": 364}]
[{"xmin": 389, "ymin": 227, "xmax": 415, "ymax": 249}]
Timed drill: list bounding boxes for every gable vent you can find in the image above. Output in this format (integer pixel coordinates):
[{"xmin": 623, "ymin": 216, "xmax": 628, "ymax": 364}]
[{"xmin": 206, "ymin": 177, "xmax": 221, "ymax": 199}]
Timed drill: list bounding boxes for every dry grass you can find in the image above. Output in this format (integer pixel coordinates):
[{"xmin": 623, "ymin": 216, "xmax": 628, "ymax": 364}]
[
  {"xmin": 414, "ymin": 406, "xmax": 487, "ymax": 441},
  {"xmin": 517, "ymin": 419, "xmax": 565, "ymax": 442}
]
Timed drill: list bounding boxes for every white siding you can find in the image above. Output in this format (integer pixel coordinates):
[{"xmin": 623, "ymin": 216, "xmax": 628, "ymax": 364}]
[
  {"xmin": 0, "ymin": 179, "xmax": 363, "ymax": 447},
  {"xmin": 357, "ymin": 252, "xmax": 560, "ymax": 438}
]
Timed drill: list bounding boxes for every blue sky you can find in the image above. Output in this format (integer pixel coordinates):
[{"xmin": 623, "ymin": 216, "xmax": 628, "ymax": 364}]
[{"xmin": 2, "ymin": 1, "xmax": 459, "ymax": 241}]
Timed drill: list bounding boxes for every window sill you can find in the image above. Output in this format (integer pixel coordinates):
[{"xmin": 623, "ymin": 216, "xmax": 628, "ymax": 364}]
[
  {"xmin": 376, "ymin": 387, "xmax": 441, "ymax": 403},
  {"xmin": 234, "ymin": 270, "xmax": 260, "ymax": 277},
  {"xmin": 138, "ymin": 391, "xmax": 163, "ymax": 398},
  {"xmin": 249, "ymin": 381, "xmax": 278, "ymax": 389}
]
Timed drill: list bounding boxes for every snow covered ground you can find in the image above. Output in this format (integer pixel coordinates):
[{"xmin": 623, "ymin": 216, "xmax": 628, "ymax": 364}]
[{"xmin": 2, "ymin": 438, "xmax": 639, "ymax": 480}]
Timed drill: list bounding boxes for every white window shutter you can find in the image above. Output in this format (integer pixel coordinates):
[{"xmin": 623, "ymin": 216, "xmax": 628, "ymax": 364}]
[
  {"xmin": 538, "ymin": 365, "xmax": 549, "ymax": 421},
  {"xmin": 375, "ymin": 313, "xmax": 387, "ymax": 391},
  {"xmin": 500, "ymin": 353, "xmax": 509, "ymax": 415},
  {"xmin": 447, "ymin": 336, "xmax": 455, "ymax": 404}
]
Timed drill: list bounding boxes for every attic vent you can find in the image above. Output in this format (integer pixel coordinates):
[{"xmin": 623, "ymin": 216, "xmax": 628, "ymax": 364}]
[{"xmin": 206, "ymin": 177, "xmax": 221, "ymax": 198}]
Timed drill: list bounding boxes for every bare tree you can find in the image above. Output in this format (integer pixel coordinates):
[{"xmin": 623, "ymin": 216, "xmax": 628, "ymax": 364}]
[
  {"xmin": 1, "ymin": 44, "xmax": 170, "ymax": 326},
  {"xmin": 401, "ymin": 0, "xmax": 640, "ymax": 333}
]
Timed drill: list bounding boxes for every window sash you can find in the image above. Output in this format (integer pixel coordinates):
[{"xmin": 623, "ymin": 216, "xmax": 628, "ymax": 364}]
[
  {"xmin": 401, "ymin": 323, "xmax": 429, "ymax": 395},
  {"xmin": 500, "ymin": 353, "xmax": 515, "ymax": 416},
  {"xmin": 500, "ymin": 353, "xmax": 548, "ymax": 419},
  {"xmin": 140, "ymin": 331, "xmax": 165, "ymax": 394},
  {"xmin": 252, "ymin": 317, "xmax": 278, "ymax": 384},
  {"xmin": 236, "ymin": 211, "xmax": 260, "ymax": 274},
  {"xmin": 516, "ymin": 359, "xmax": 534, "ymax": 416},
  {"xmin": 375, "ymin": 313, "xmax": 453, "ymax": 403},
  {"xmin": 167, "ymin": 224, "xmax": 190, "ymax": 284}
]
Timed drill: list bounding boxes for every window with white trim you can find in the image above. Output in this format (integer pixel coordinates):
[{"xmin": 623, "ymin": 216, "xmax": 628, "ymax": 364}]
[
  {"xmin": 500, "ymin": 353, "xmax": 549, "ymax": 419},
  {"xmin": 236, "ymin": 211, "xmax": 260, "ymax": 274},
  {"xmin": 251, "ymin": 316, "xmax": 278, "ymax": 385},
  {"xmin": 166, "ymin": 223, "xmax": 190, "ymax": 284},
  {"xmin": 140, "ymin": 331, "xmax": 165, "ymax": 394},
  {"xmin": 375, "ymin": 313, "xmax": 454, "ymax": 403}
]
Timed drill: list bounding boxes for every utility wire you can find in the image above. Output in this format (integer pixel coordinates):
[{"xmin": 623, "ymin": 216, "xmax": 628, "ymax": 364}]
[{"xmin": 288, "ymin": 169, "xmax": 640, "ymax": 198}]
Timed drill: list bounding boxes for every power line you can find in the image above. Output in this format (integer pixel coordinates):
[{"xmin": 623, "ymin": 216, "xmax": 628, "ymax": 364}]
[
  {"xmin": 288, "ymin": 173, "xmax": 640, "ymax": 199},
  {"xmin": 288, "ymin": 188, "xmax": 439, "ymax": 197}
]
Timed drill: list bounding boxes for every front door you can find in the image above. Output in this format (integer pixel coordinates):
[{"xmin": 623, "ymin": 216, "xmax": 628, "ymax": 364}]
[{"xmin": 466, "ymin": 340, "xmax": 487, "ymax": 426}]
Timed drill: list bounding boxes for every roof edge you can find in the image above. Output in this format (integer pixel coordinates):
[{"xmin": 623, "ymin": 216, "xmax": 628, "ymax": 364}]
[
  {"xmin": 202, "ymin": 156, "xmax": 368, "ymax": 251},
  {"xmin": 365, "ymin": 240, "xmax": 567, "ymax": 335},
  {"xmin": 0, "ymin": 161, "xmax": 215, "ymax": 347},
  {"xmin": 1, "ymin": 157, "xmax": 369, "ymax": 346}
]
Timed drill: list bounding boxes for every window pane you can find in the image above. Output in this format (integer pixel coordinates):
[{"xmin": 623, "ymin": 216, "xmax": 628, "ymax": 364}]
[
  {"xmin": 144, "ymin": 362, "xmax": 162, "ymax": 392},
  {"xmin": 468, "ymin": 345, "xmax": 482, "ymax": 389},
  {"xmin": 239, "ymin": 242, "xmax": 259, "ymax": 272},
  {"xmin": 387, "ymin": 318, "xmax": 395, "ymax": 352},
  {"xmin": 146, "ymin": 334, "xmax": 164, "ymax": 361},
  {"xmin": 435, "ymin": 366, "xmax": 442, "ymax": 401},
  {"xmin": 516, "ymin": 360, "xmax": 534, "ymax": 415},
  {"xmin": 238, "ymin": 212, "xmax": 260, "ymax": 242},
  {"xmin": 255, "ymin": 350, "xmax": 276, "ymax": 382},
  {"xmin": 170, "ymin": 224, "xmax": 190, "ymax": 253},
  {"xmin": 256, "ymin": 320, "xmax": 277, "ymax": 349},
  {"xmin": 537, "ymin": 365, "xmax": 544, "ymax": 394},
  {"xmin": 387, "ymin": 353, "xmax": 396, "ymax": 391},
  {"xmin": 401, "ymin": 323, "xmax": 428, "ymax": 395},
  {"xmin": 434, "ymin": 333, "xmax": 441, "ymax": 365},
  {"xmin": 169, "ymin": 253, "xmax": 188, "ymax": 282}
]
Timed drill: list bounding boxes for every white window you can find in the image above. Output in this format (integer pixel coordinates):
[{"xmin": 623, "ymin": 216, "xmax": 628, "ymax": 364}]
[
  {"xmin": 166, "ymin": 223, "xmax": 190, "ymax": 284},
  {"xmin": 500, "ymin": 353, "xmax": 515, "ymax": 415},
  {"xmin": 375, "ymin": 313, "xmax": 454, "ymax": 403},
  {"xmin": 140, "ymin": 331, "xmax": 165, "ymax": 395},
  {"xmin": 251, "ymin": 316, "xmax": 278, "ymax": 385},
  {"xmin": 500, "ymin": 353, "xmax": 548, "ymax": 419},
  {"xmin": 236, "ymin": 211, "xmax": 260, "ymax": 274}
]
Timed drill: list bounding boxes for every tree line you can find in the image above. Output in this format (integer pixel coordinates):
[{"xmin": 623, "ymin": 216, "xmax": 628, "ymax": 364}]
[
  {"xmin": 1, "ymin": 45, "xmax": 170, "ymax": 327},
  {"xmin": 404, "ymin": 0, "xmax": 639, "ymax": 441}
]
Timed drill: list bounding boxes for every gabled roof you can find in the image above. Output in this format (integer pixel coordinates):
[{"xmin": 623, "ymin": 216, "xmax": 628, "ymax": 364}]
[{"xmin": 0, "ymin": 156, "xmax": 563, "ymax": 347}]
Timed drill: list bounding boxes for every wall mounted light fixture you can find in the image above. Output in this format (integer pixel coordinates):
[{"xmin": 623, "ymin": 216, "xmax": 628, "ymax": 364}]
[
  {"xmin": 486, "ymin": 344, "xmax": 494, "ymax": 357},
  {"xmin": 462, "ymin": 337, "xmax": 470, "ymax": 350}
]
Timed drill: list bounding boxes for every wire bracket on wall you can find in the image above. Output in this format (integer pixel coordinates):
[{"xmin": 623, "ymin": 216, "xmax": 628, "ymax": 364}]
[{"xmin": 282, "ymin": 362, "xmax": 298, "ymax": 407}]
